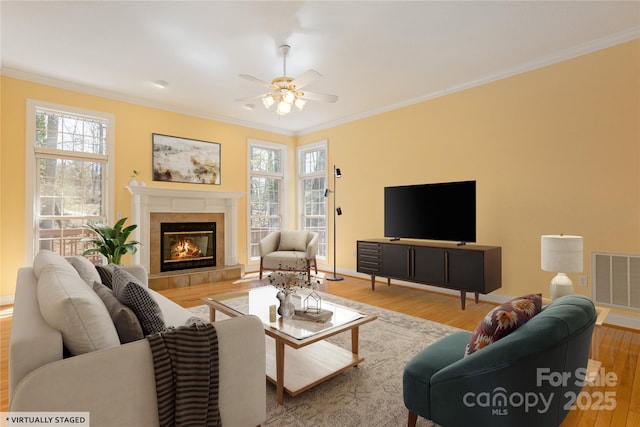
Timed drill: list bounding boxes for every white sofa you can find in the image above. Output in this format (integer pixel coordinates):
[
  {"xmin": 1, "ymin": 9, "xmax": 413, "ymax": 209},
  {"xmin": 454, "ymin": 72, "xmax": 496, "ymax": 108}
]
[
  {"xmin": 259, "ymin": 230, "xmax": 319, "ymax": 279},
  {"xmin": 9, "ymin": 250, "xmax": 266, "ymax": 426}
]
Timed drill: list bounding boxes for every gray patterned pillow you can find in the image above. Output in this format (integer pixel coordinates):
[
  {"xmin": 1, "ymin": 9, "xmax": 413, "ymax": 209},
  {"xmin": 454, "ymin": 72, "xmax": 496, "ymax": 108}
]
[
  {"xmin": 92, "ymin": 281, "xmax": 144, "ymax": 344},
  {"xmin": 111, "ymin": 266, "xmax": 165, "ymax": 336}
]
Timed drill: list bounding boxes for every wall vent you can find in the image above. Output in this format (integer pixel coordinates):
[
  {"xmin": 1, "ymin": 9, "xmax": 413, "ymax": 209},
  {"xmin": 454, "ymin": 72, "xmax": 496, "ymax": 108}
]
[{"xmin": 592, "ymin": 252, "xmax": 640, "ymax": 311}]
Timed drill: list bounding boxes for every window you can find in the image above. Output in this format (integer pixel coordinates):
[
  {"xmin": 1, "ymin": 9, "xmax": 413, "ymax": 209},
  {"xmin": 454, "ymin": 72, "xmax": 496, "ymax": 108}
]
[
  {"xmin": 298, "ymin": 142, "xmax": 327, "ymax": 259},
  {"xmin": 26, "ymin": 100, "xmax": 114, "ymax": 262},
  {"xmin": 248, "ymin": 140, "xmax": 286, "ymax": 260}
]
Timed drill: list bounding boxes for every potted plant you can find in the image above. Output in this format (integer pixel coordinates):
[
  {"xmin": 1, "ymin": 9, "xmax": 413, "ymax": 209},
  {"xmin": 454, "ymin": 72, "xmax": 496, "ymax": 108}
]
[{"xmin": 81, "ymin": 217, "xmax": 141, "ymax": 264}]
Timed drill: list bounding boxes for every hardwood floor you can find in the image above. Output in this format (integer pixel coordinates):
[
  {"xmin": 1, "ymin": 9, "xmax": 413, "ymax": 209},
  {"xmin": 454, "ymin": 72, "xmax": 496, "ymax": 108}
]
[{"xmin": 1, "ymin": 273, "xmax": 638, "ymax": 426}]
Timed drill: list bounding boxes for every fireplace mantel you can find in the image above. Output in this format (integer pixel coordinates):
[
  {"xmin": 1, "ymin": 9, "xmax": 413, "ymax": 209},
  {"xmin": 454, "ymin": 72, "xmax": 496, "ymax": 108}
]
[{"xmin": 127, "ymin": 186, "xmax": 244, "ymax": 271}]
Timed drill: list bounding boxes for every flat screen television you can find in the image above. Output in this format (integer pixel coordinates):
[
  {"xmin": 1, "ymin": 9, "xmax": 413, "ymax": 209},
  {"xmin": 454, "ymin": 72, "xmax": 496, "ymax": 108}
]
[{"xmin": 384, "ymin": 180, "xmax": 476, "ymax": 243}]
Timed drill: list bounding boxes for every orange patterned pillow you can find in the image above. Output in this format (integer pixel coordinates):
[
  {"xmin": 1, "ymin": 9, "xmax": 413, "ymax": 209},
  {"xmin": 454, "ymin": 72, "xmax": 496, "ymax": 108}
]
[{"xmin": 465, "ymin": 293, "xmax": 542, "ymax": 356}]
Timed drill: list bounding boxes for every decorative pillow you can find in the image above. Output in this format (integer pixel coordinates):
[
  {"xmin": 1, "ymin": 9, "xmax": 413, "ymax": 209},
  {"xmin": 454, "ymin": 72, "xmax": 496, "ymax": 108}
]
[
  {"xmin": 92, "ymin": 281, "xmax": 144, "ymax": 344},
  {"xmin": 95, "ymin": 264, "xmax": 116, "ymax": 289},
  {"xmin": 37, "ymin": 265, "xmax": 121, "ymax": 355},
  {"xmin": 278, "ymin": 230, "xmax": 308, "ymax": 252},
  {"xmin": 69, "ymin": 255, "xmax": 101, "ymax": 287},
  {"xmin": 465, "ymin": 293, "xmax": 542, "ymax": 356},
  {"xmin": 111, "ymin": 266, "xmax": 166, "ymax": 336}
]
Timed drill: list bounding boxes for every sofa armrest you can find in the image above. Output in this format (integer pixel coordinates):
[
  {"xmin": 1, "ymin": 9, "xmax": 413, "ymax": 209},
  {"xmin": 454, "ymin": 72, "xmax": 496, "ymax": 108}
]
[
  {"xmin": 10, "ymin": 339, "xmax": 160, "ymax": 425},
  {"xmin": 215, "ymin": 315, "xmax": 267, "ymax": 426},
  {"xmin": 120, "ymin": 265, "xmax": 148, "ymax": 287},
  {"xmin": 9, "ymin": 268, "xmax": 64, "ymax": 399},
  {"xmin": 10, "ymin": 315, "xmax": 266, "ymax": 427},
  {"xmin": 259, "ymin": 232, "xmax": 280, "ymax": 256},
  {"xmin": 306, "ymin": 232, "xmax": 319, "ymax": 259}
]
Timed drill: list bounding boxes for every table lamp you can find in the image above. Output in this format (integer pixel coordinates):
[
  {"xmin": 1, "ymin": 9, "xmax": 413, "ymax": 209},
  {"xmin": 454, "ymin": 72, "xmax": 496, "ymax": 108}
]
[{"xmin": 541, "ymin": 234, "xmax": 583, "ymax": 299}]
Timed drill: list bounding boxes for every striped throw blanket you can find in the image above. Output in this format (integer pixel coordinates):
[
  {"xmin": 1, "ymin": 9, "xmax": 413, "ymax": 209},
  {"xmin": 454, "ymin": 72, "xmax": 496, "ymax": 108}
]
[{"xmin": 147, "ymin": 320, "xmax": 221, "ymax": 427}]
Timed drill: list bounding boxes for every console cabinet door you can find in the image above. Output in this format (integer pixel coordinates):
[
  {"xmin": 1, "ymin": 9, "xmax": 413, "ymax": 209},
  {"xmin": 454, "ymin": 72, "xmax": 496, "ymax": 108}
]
[
  {"xmin": 381, "ymin": 244, "xmax": 411, "ymax": 280},
  {"xmin": 413, "ymin": 246, "xmax": 445, "ymax": 285},
  {"xmin": 446, "ymin": 249, "xmax": 485, "ymax": 291}
]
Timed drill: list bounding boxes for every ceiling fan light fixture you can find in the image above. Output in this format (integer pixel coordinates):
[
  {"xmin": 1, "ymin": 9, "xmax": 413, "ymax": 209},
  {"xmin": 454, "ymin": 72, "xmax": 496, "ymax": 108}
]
[
  {"xmin": 276, "ymin": 101, "xmax": 292, "ymax": 116},
  {"xmin": 262, "ymin": 95, "xmax": 275, "ymax": 109},
  {"xmin": 281, "ymin": 89, "xmax": 295, "ymax": 104},
  {"xmin": 295, "ymin": 98, "xmax": 306, "ymax": 111}
]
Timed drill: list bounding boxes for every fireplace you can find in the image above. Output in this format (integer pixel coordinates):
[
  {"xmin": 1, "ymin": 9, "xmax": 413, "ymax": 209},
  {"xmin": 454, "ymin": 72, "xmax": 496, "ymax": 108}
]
[{"xmin": 160, "ymin": 222, "xmax": 216, "ymax": 272}]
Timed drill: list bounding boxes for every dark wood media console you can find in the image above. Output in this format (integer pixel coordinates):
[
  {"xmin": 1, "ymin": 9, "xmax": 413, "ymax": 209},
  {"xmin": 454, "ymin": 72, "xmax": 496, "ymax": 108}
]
[{"xmin": 357, "ymin": 239, "xmax": 502, "ymax": 309}]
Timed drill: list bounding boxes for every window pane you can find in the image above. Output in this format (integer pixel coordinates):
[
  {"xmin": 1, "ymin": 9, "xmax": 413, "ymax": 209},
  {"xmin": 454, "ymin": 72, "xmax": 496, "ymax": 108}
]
[
  {"xmin": 37, "ymin": 217, "xmax": 98, "ymax": 259},
  {"xmin": 250, "ymin": 146, "xmax": 281, "ymax": 173},
  {"xmin": 250, "ymin": 176, "xmax": 280, "ymax": 216},
  {"xmin": 32, "ymin": 104, "xmax": 110, "ymax": 261},
  {"xmin": 248, "ymin": 143, "xmax": 284, "ymax": 261},
  {"xmin": 35, "ymin": 109, "xmax": 107, "ymax": 155},
  {"xmin": 38, "ymin": 157, "xmax": 104, "ymax": 217},
  {"xmin": 303, "ymin": 177, "xmax": 325, "ymax": 216},
  {"xmin": 299, "ymin": 144, "xmax": 327, "ymax": 260},
  {"xmin": 302, "ymin": 148, "xmax": 326, "ymax": 174}
]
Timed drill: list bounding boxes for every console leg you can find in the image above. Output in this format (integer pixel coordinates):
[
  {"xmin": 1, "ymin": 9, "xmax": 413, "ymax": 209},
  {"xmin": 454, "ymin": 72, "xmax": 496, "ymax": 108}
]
[
  {"xmin": 371, "ymin": 275, "xmax": 376, "ymax": 291},
  {"xmin": 460, "ymin": 291, "xmax": 466, "ymax": 310},
  {"xmin": 475, "ymin": 292, "xmax": 480, "ymax": 304}
]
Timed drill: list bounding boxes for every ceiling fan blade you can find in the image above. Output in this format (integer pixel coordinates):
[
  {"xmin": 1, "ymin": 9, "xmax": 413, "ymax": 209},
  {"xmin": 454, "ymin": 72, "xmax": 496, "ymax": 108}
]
[
  {"xmin": 239, "ymin": 74, "xmax": 272, "ymax": 88},
  {"xmin": 299, "ymin": 91, "xmax": 338, "ymax": 103},
  {"xmin": 291, "ymin": 69, "xmax": 321, "ymax": 89},
  {"xmin": 235, "ymin": 94, "xmax": 269, "ymax": 102}
]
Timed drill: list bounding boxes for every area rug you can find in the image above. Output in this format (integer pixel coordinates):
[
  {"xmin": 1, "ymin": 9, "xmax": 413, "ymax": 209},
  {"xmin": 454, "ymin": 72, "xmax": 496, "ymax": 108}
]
[{"xmin": 188, "ymin": 291, "xmax": 458, "ymax": 427}]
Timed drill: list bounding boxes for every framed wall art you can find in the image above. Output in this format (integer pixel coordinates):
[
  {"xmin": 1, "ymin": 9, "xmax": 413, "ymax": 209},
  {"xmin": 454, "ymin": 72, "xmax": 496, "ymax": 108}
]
[{"xmin": 152, "ymin": 133, "xmax": 221, "ymax": 185}]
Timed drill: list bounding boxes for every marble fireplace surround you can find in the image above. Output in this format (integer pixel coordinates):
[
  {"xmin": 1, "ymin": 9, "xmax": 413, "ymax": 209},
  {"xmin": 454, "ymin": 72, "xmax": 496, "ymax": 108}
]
[{"xmin": 127, "ymin": 186, "xmax": 243, "ymax": 274}]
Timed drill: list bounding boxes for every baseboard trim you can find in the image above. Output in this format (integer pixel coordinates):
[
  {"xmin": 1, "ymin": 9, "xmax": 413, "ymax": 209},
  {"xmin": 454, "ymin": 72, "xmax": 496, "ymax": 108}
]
[
  {"xmin": 1, "ymin": 294, "xmax": 15, "ymax": 306},
  {"xmin": 347, "ymin": 269, "xmax": 639, "ymax": 331}
]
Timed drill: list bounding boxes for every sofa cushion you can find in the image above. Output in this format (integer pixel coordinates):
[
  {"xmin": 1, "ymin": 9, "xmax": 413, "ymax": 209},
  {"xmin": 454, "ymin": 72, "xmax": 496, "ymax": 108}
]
[
  {"xmin": 278, "ymin": 230, "xmax": 308, "ymax": 252},
  {"xmin": 465, "ymin": 293, "xmax": 542, "ymax": 356},
  {"xmin": 36, "ymin": 262, "xmax": 121, "ymax": 355},
  {"xmin": 112, "ymin": 266, "xmax": 166, "ymax": 336},
  {"xmin": 33, "ymin": 249, "xmax": 76, "ymax": 279},
  {"xmin": 92, "ymin": 281, "xmax": 144, "ymax": 344},
  {"xmin": 69, "ymin": 256, "xmax": 101, "ymax": 287}
]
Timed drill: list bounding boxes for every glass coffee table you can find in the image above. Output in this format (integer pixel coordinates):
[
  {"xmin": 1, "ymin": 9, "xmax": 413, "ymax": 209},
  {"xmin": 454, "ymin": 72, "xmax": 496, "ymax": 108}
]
[{"xmin": 202, "ymin": 286, "xmax": 377, "ymax": 404}]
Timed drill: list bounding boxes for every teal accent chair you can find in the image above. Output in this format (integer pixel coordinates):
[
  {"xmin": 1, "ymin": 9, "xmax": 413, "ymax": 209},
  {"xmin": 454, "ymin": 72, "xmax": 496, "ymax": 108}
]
[{"xmin": 403, "ymin": 295, "xmax": 597, "ymax": 427}]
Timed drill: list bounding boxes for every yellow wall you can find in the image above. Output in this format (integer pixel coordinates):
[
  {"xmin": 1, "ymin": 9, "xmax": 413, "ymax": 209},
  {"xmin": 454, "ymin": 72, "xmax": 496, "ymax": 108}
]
[
  {"xmin": 0, "ymin": 77, "xmax": 294, "ymax": 296},
  {"xmin": 2, "ymin": 40, "xmax": 639, "ymax": 322},
  {"xmin": 299, "ymin": 40, "xmax": 639, "ymax": 316}
]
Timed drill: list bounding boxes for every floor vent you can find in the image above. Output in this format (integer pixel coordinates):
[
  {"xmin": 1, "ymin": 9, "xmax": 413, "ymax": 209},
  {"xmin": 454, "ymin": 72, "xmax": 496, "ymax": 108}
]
[{"xmin": 592, "ymin": 252, "xmax": 640, "ymax": 310}]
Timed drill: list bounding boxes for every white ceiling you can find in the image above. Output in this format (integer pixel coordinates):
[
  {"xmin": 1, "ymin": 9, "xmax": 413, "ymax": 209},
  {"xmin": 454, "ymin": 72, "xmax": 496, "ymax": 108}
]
[{"xmin": 2, "ymin": 1, "xmax": 639, "ymax": 135}]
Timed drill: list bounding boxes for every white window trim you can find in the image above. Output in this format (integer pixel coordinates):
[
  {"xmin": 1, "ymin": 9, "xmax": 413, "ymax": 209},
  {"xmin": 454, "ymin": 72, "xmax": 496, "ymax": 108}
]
[
  {"xmin": 25, "ymin": 99, "xmax": 115, "ymax": 263},
  {"xmin": 247, "ymin": 138, "xmax": 287, "ymax": 263}
]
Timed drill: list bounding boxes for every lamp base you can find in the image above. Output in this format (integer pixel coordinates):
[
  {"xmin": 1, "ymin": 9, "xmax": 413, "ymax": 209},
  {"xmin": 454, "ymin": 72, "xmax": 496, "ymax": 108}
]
[
  {"xmin": 550, "ymin": 273, "xmax": 574, "ymax": 299},
  {"xmin": 326, "ymin": 275, "xmax": 344, "ymax": 281}
]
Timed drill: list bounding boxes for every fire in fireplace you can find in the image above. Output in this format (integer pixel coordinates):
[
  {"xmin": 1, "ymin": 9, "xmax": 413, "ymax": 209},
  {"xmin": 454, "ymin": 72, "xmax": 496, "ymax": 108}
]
[{"xmin": 160, "ymin": 222, "xmax": 216, "ymax": 272}]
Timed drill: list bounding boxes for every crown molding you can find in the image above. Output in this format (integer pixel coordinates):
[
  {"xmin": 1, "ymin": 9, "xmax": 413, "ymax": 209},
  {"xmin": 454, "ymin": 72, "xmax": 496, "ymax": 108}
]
[
  {"xmin": 0, "ymin": 67, "xmax": 296, "ymax": 137},
  {"xmin": 3, "ymin": 28, "xmax": 638, "ymax": 138},
  {"xmin": 297, "ymin": 28, "xmax": 640, "ymax": 136}
]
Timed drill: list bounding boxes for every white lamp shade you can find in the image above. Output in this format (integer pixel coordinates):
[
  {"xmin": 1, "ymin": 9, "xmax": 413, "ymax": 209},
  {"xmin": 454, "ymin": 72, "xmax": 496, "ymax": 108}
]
[{"xmin": 541, "ymin": 235, "xmax": 583, "ymax": 273}]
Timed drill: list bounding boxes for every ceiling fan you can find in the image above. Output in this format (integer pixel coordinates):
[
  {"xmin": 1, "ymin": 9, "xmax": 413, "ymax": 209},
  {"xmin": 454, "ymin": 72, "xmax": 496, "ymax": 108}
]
[{"xmin": 237, "ymin": 44, "xmax": 338, "ymax": 116}]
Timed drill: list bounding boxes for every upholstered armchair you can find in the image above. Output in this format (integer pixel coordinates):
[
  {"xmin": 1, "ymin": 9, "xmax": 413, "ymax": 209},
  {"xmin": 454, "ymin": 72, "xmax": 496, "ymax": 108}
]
[
  {"xmin": 259, "ymin": 230, "xmax": 319, "ymax": 280},
  {"xmin": 403, "ymin": 295, "xmax": 597, "ymax": 427}
]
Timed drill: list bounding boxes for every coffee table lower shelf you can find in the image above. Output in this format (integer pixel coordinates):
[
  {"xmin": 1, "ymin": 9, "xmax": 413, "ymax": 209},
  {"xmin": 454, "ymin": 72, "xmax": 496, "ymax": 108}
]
[{"xmin": 264, "ymin": 335, "xmax": 364, "ymax": 398}]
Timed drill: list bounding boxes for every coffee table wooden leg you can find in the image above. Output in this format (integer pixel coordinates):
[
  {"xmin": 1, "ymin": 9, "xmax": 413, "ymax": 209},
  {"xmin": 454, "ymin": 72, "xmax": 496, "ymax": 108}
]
[
  {"xmin": 276, "ymin": 339, "xmax": 285, "ymax": 405},
  {"xmin": 208, "ymin": 307, "xmax": 216, "ymax": 322},
  {"xmin": 352, "ymin": 326, "xmax": 360, "ymax": 366}
]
